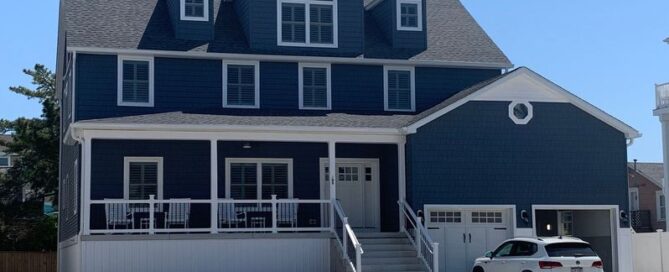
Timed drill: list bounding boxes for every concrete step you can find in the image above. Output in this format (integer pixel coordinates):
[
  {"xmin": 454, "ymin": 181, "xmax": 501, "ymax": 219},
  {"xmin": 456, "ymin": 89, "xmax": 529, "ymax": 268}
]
[
  {"xmin": 362, "ymin": 256, "xmax": 421, "ymax": 265},
  {"xmin": 355, "ymin": 232, "xmax": 406, "ymax": 238},
  {"xmin": 363, "ymin": 250, "xmax": 417, "ymax": 258},
  {"xmin": 364, "ymin": 243, "xmax": 415, "ymax": 251},
  {"xmin": 358, "ymin": 238, "xmax": 411, "ymax": 245},
  {"xmin": 362, "ymin": 263, "xmax": 426, "ymax": 272}
]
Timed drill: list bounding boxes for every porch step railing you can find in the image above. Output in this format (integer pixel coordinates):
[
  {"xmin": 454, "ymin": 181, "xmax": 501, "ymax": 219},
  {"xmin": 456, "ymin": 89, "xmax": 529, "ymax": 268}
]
[
  {"xmin": 88, "ymin": 195, "xmax": 331, "ymax": 235},
  {"xmin": 398, "ymin": 200, "xmax": 438, "ymax": 272},
  {"xmin": 332, "ymin": 200, "xmax": 363, "ymax": 272}
]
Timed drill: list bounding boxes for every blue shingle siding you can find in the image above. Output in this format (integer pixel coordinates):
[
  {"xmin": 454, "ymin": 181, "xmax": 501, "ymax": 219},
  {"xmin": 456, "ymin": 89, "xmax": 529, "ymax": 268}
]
[
  {"xmin": 406, "ymin": 101, "xmax": 629, "ymax": 228},
  {"xmin": 166, "ymin": 0, "xmax": 215, "ymax": 41},
  {"xmin": 369, "ymin": 0, "xmax": 427, "ymax": 49},
  {"xmin": 59, "ymin": 143, "xmax": 81, "ymax": 241},
  {"xmin": 74, "ymin": 53, "xmax": 501, "ymax": 119},
  {"xmin": 240, "ymin": 0, "xmax": 364, "ymax": 56}
]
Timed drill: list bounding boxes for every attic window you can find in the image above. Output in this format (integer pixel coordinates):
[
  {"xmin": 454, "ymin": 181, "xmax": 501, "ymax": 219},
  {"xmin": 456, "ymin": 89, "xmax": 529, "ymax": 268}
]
[
  {"xmin": 509, "ymin": 101, "xmax": 533, "ymax": 125},
  {"xmin": 181, "ymin": 0, "xmax": 209, "ymax": 21},
  {"xmin": 397, "ymin": 0, "xmax": 422, "ymax": 31},
  {"xmin": 278, "ymin": 0, "xmax": 338, "ymax": 48}
]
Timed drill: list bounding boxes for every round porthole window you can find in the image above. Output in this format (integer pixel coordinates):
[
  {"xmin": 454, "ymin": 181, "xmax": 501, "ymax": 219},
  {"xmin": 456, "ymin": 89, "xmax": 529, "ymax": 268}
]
[{"xmin": 508, "ymin": 101, "xmax": 533, "ymax": 125}]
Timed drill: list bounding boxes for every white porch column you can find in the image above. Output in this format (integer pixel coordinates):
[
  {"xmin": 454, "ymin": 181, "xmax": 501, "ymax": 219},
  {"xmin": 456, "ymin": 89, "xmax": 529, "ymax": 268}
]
[
  {"xmin": 210, "ymin": 140, "xmax": 218, "ymax": 233},
  {"xmin": 661, "ymin": 119, "xmax": 669, "ymax": 231},
  {"xmin": 82, "ymin": 137, "xmax": 92, "ymax": 235},
  {"xmin": 328, "ymin": 141, "xmax": 336, "ymax": 228},
  {"xmin": 398, "ymin": 137, "xmax": 407, "ymax": 230}
]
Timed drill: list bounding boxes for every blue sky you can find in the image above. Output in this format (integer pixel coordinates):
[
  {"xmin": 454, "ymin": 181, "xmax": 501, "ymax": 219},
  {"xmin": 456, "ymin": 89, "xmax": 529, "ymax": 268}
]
[{"xmin": 0, "ymin": 0, "xmax": 667, "ymax": 162}]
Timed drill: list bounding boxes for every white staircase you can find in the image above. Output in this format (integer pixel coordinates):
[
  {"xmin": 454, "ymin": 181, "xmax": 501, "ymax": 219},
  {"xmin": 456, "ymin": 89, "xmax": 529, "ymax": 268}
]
[{"xmin": 357, "ymin": 232, "xmax": 428, "ymax": 272}]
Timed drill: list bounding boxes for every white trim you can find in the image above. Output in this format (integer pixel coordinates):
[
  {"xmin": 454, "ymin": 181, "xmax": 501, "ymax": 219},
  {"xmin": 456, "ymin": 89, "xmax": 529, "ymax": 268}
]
[
  {"xmin": 298, "ymin": 63, "xmax": 332, "ymax": 110},
  {"xmin": 180, "ymin": 0, "xmax": 209, "ymax": 22},
  {"xmin": 276, "ymin": 0, "xmax": 339, "ymax": 48},
  {"xmin": 628, "ymin": 187, "xmax": 639, "ymax": 212},
  {"xmin": 405, "ymin": 67, "xmax": 641, "ymax": 139},
  {"xmin": 383, "ymin": 66, "xmax": 416, "ymax": 112},
  {"xmin": 508, "ymin": 101, "xmax": 533, "ymax": 125},
  {"xmin": 531, "ymin": 204, "xmax": 620, "ymax": 272},
  {"xmin": 224, "ymin": 158, "xmax": 294, "ymax": 199},
  {"xmin": 222, "ymin": 60, "xmax": 260, "ymax": 109},
  {"xmin": 117, "ymin": 55, "xmax": 155, "ymax": 107},
  {"xmin": 210, "ymin": 140, "xmax": 218, "ymax": 233},
  {"xmin": 657, "ymin": 191, "xmax": 666, "ymax": 222},
  {"xmin": 73, "ymin": 159, "xmax": 79, "ymax": 215},
  {"xmin": 396, "ymin": 0, "xmax": 422, "ymax": 31},
  {"xmin": 67, "ymin": 47, "xmax": 513, "ymax": 69},
  {"xmin": 123, "ymin": 157, "xmax": 164, "ymax": 200},
  {"xmin": 72, "ymin": 52, "xmax": 77, "ymax": 121}
]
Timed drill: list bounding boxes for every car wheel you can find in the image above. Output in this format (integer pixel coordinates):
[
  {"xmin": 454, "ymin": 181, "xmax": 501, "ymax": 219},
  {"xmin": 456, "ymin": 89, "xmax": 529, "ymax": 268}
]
[{"xmin": 473, "ymin": 266, "xmax": 484, "ymax": 272}]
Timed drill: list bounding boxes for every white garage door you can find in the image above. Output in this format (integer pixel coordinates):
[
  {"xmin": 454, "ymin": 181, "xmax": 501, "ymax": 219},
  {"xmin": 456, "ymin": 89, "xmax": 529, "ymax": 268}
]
[{"xmin": 426, "ymin": 207, "xmax": 514, "ymax": 272}]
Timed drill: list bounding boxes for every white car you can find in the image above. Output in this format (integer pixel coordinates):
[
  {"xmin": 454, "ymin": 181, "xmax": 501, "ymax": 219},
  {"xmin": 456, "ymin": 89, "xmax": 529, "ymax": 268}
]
[{"xmin": 472, "ymin": 237, "xmax": 604, "ymax": 272}]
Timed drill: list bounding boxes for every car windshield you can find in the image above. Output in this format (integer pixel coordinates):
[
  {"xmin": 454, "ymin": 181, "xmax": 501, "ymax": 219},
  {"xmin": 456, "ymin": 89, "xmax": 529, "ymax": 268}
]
[{"xmin": 545, "ymin": 243, "xmax": 597, "ymax": 257}]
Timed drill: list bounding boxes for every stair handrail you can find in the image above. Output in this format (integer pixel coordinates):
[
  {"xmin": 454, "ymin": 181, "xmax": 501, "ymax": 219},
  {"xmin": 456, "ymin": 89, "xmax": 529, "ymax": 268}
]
[
  {"xmin": 333, "ymin": 200, "xmax": 364, "ymax": 272},
  {"xmin": 398, "ymin": 199, "xmax": 438, "ymax": 272}
]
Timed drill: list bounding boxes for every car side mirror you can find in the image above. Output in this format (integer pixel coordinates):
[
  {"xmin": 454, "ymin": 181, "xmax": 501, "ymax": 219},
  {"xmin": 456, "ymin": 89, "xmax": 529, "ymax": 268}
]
[{"xmin": 484, "ymin": 251, "xmax": 493, "ymax": 258}]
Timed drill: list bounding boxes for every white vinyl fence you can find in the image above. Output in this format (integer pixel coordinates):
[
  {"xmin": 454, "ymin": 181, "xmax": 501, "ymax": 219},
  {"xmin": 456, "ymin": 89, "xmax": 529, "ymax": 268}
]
[{"xmin": 632, "ymin": 231, "xmax": 669, "ymax": 272}]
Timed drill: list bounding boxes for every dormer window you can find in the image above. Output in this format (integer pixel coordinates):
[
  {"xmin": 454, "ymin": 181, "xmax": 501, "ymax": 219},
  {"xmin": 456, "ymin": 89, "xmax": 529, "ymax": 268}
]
[
  {"xmin": 181, "ymin": 0, "xmax": 209, "ymax": 21},
  {"xmin": 278, "ymin": 0, "xmax": 338, "ymax": 48},
  {"xmin": 397, "ymin": 0, "xmax": 422, "ymax": 31}
]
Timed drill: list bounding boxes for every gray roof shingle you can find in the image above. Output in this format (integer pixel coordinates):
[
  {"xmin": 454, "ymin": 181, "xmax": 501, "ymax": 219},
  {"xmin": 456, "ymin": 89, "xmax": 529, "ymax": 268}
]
[
  {"xmin": 630, "ymin": 162, "xmax": 664, "ymax": 186},
  {"xmin": 63, "ymin": 0, "xmax": 511, "ymax": 65}
]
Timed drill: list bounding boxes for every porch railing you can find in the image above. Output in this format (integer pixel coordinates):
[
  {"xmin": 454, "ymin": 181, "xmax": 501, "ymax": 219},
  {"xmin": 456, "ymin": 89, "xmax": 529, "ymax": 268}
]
[
  {"xmin": 333, "ymin": 200, "xmax": 363, "ymax": 272},
  {"xmin": 89, "ymin": 195, "xmax": 331, "ymax": 234},
  {"xmin": 398, "ymin": 200, "xmax": 438, "ymax": 272},
  {"xmin": 657, "ymin": 82, "xmax": 669, "ymax": 109}
]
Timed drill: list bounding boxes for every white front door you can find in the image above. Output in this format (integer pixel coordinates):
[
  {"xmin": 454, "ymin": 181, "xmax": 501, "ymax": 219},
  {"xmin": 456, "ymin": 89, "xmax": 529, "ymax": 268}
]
[
  {"xmin": 321, "ymin": 159, "xmax": 379, "ymax": 230},
  {"xmin": 629, "ymin": 188, "xmax": 640, "ymax": 211},
  {"xmin": 426, "ymin": 208, "xmax": 514, "ymax": 272}
]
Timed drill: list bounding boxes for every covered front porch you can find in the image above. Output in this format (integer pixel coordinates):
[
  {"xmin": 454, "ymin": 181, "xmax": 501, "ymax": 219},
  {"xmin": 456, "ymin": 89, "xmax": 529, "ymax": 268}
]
[{"xmin": 73, "ymin": 126, "xmax": 408, "ymax": 236}]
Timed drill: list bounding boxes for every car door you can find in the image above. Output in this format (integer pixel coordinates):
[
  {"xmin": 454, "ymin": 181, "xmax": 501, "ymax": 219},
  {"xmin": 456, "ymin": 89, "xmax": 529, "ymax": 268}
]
[
  {"xmin": 508, "ymin": 241, "xmax": 538, "ymax": 271},
  {"xmin": 487, "ymin": 242, "xmax": 517, "ymax": 272}
]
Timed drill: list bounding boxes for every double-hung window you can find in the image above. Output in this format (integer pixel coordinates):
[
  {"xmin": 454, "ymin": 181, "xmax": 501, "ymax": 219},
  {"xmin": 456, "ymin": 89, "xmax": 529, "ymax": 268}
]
[
  {"xmin": 0, "ymin": 153, "xmax": 10, "ymax": 168},
  {"xmin": 658, "ymin": 191, "xmax": 666, "ymax": 222},
  {"xmin": 226, "ymin": 159, "xmax": 293, "ymax": 200},
  {"xmin": 223, "ymin": 60, "xmax": 260, "ymax": 108},
  {"xmin": 124, "ymin": 157, "xmax": 163, "ymax": 200},
  {"xmin": 299, "ymin": 63, "xmax": 331, "ymax": 109},
  {"xmin": 181, "ymin": 0, "xmax": 209, "ymax": 21},
  {"xmin": 384, "ymin": 66, "xmax": 415, "ymax": 112},
  {"xmin": 117, "ymin": 56, "xmax": 154, "ymax": 107},
  {"xmin": 278, "ymin": 0, "xmax": 337, "ymax": 47},
  {"xmin": 396, "ymin": 0, "xmax": 422, "ymax": 31}
]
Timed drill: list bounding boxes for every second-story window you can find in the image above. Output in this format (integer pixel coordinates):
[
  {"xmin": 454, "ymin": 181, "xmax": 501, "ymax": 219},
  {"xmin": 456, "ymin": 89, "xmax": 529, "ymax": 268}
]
[
  {"xmin": 278, "ymin": 0, "xmax": 337, "ymax": 47},
  {"xmin": 299, "ymin": 63, "xmax": 331, "ymax": 110},
  {"xmin": 384, "ymin": 66, "xmax": 415, "ymax": 112},
  {"xmin": 397, "ymin": 0, "xmax": 422, "ymax": 31},
  {"xmin": 223, "ymin": 60, "xmax": 260, "ymax": 108},
  {"xmin": 181, "ymin": 0, "xmax": 209, "ymax": 21},
  {"xmin": 117, "ymin": 56, "xmax": 154, "ymax": 107}
]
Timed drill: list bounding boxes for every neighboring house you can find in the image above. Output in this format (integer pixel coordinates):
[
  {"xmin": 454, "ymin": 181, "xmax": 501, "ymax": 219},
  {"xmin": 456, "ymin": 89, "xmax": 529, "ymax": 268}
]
[
  {"xmin": 0, "ymin": 135, "xmax": 13, "ymax": 173},
  {"xmin": 55, "ymin": 0, "xmax": 639, "ymax": 272},
  {"xmin": 628, "ymin": 161, "xmax": 665, "ymax": 232}
]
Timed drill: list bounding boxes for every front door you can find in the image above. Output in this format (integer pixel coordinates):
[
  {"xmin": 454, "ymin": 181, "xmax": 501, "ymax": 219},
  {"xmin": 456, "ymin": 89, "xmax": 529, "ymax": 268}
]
[{"xmin": 321, "ymin": 159, "xmax": 379, "ymax": 230}]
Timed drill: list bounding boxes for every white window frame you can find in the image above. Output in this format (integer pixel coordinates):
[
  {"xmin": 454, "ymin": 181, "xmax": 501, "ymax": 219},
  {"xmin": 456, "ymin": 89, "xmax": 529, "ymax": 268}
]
[
  {"xmin": 180, "ymin": 0, "xmax": 209, "ymax": 21},
  {"xmin": 123, "ymin": 157, "xmax": 164, "ymax": 200},
  {"xmin": 299, "ymin": 63, "xmax": 332, "ymax": 110},
  {"xmin": 657, "ymin": 191, "xmax": 666, "ymax": 222},
  {"xmin": 396, "ymin": 0, "xmax": 422, "ymax": 31},
  {"xmin": 117, "ymin": 55, "xmax": 155, "ymax": 107},
  {"xmin": 508, "ymin": 101, "xmax": 534, "ymax": 125},
  {"xmin": 224, "ymin": 158, "xmax": 294, "ymax": 199},
  {"xmin": 277, "ymin": 0, "xmax": 339, "ymax": 48},
  {"xmin": 383, "ymin": 66, "xmax": 416, "ymax": 112},
  {"xmin": 222, "ymin": 60, "xmax": 261, "ymax": 109},
  {"xmin": 0, "ymin": 152, "xmax": 10, "ymax": 168}
]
